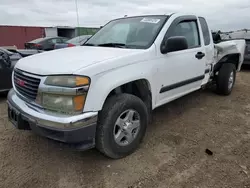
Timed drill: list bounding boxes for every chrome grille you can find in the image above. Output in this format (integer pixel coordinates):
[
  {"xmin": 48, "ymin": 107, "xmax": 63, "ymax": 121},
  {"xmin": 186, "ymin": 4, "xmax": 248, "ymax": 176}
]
[{"xmin": 14, "ymin": 69, "xmax": 41, "ymax": 100}]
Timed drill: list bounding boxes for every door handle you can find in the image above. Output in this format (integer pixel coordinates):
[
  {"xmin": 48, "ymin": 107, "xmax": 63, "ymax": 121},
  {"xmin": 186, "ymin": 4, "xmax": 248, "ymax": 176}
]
[{"xmin": 195, "ymin": 52, "xmax": 205, "ymax": 59}]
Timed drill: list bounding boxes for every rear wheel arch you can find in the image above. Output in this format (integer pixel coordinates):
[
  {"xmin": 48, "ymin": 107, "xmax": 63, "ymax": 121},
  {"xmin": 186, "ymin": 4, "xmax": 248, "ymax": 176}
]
[{"xmin": 214, "ymin": 53, "xmax": 240, "ymax": 73}]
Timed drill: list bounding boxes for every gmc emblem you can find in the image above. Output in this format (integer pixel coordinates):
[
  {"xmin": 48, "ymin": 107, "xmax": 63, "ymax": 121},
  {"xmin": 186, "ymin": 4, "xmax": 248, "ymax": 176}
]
[{"xmin": 16, "ymin": 79, "xmax": 25, "ymax": 87}]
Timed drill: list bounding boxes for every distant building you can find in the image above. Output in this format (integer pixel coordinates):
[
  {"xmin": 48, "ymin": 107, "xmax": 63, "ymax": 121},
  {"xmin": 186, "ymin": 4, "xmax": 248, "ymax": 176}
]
[
  {"xmin": 0, "ymin": 25, "xmax": 99, "ymax": 48},
  {"xmin": 0, "ymin": 25, "xmax": 45, "ymax": 49},
  {"xmin": 45, "ymin": 26, "xmax": 99, "ymax": 38}
]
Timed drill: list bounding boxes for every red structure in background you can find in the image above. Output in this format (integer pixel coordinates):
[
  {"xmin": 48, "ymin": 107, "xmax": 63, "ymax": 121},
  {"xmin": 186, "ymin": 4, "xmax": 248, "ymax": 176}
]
[{"xmin": 0, "ymin": 26, "xmax": 45, "ymax": 49}]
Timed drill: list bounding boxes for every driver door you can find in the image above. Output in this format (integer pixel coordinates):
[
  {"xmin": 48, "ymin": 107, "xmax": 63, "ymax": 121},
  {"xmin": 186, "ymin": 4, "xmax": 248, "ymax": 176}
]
[{"xmin": 156, "ymin": 16, "xmax": 206, "ymax": 106}]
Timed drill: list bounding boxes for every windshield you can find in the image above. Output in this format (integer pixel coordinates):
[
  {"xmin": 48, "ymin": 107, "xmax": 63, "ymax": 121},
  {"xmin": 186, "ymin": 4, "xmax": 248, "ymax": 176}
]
[
  {"xmin": 67, "ymin": 35, "xmax": 91, "ymax": 45},
  {"xmin": 85, "ymin": 16, "xmax": 168, "ymax": 49}
]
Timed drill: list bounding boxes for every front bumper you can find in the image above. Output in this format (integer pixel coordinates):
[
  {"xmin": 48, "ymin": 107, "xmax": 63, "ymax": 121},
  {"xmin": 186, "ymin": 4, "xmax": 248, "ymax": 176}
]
[{"xmin": 7, "ymin": 89, "xmax": 98, "ymax": 149}]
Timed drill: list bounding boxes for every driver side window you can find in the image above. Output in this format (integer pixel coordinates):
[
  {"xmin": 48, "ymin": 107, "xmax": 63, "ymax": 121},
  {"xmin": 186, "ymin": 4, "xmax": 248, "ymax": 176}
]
[{"xmin": 169, "ymin": 21, "xmax": 200, "ymax": 49}]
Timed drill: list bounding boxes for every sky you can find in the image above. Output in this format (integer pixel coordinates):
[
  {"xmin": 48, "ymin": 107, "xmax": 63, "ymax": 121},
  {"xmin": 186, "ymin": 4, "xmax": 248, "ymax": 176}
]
[{"xmin": 0, "ymin": 0, "xmax": 250, "ymax": 31}]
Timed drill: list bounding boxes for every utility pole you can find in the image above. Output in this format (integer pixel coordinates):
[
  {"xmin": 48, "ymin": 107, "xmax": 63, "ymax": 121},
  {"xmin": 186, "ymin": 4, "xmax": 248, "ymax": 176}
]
[{"xmin": 75, "ymin": 0, "xmax": 80, "ymax": 38}]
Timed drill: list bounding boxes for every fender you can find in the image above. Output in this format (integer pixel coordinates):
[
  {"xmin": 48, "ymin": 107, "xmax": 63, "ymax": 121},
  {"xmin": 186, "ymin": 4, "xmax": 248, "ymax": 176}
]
[
  {"xmin": 214, "ymin": 53, "xmax": 240, "ymax": 73},
  {"xmin": 214, "ymin": 39, "xmax": 246, "ymax": 71},
  {"xmin": 83, "ymin": 61, "xmax": 156, "ymax": 112}
]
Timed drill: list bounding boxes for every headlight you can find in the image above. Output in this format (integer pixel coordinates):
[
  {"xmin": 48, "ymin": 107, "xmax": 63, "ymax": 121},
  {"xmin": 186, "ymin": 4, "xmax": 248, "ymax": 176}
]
[
  {"xmin": 42, "ymin": 93, "xmax": 86, "ymax": 114},
  {"xmin": 40, "ymin": 75, "xmax": 90, "ymax": 114},
  {"xmin": 44, "ymin": 75, "xmax": 90, "ymax": 87}
]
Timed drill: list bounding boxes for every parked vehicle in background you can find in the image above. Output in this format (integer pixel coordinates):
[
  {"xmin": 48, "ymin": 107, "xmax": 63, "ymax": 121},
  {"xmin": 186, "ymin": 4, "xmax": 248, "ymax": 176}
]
[
  {"xmin": 25, "ymin": 36, "xmax": 68, "ymax": 51},
  {"xmin": 0, "ymin": 47, "xmax": 22, "ymax": 65},
  {"xmin": 0, "ymin": 48, "xmax": 21, "ymax": 93},
  {"xmin": 7, "ymin": 48, "xmax": 44, "ymax": 57},
  {"xmin": 2, "ymin": 46, "xmax": 44, "ymax": 57},
  {"xmin": 7, "ymin": 13, "xmax": 246, "ymax": 159},
  {"xmin": 216, "ymin": 30, "xmax": 250, "ymax": 65},
  {"xmin": 243, "ymin": 39, "xmax": 250, "ymax": 64},
  {"xmin": 54, "ymin": 35, "xmax": 92, "ymax": 49},
  {"xmin": 0, "ymin": 47, "xmax": 43, "ymax": 93}
]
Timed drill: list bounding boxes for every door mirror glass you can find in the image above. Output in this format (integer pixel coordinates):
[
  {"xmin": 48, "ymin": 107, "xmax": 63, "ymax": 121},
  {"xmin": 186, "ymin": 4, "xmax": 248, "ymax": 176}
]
[{"xmin": 161, "ymin": 36, "xmax": 188, "ymax": 54}]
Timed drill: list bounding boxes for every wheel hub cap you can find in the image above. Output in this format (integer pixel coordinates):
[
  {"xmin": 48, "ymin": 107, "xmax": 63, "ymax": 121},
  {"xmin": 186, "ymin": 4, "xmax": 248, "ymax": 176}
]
[
  {"xmin": 113, "ymin": 109, "xmax": 141, "ymax": 146},
  {"xmin": 228, "ymin": 71, "xmax": 234, "ymax": 90}
]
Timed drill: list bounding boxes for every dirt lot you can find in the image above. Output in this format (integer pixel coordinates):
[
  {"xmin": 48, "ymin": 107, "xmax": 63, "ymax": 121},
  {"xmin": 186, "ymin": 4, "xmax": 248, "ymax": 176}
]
[{"xmin": 1, "ymin": 70, "xmax": 250, "ymax": 188}]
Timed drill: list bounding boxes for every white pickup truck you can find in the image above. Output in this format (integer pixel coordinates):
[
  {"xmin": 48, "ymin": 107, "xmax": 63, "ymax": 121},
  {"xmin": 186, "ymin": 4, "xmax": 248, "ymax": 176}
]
[{"xmin": 7, "ymin": 13, "xmax": 246, "ymax": 159}]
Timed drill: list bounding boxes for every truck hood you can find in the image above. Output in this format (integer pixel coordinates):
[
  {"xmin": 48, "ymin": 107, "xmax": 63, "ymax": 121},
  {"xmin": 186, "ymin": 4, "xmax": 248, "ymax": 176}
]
[{"xmin": 15, "ymin": 46, "xmax": 141, "ymax": 75}]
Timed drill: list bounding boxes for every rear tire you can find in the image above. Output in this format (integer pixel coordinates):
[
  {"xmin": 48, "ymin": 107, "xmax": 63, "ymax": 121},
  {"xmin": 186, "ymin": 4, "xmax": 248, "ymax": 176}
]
[
  {"xmin": 216, "ymin": 63, "xmax": 236, "ymax": 95},
  {"xmin": 96, "ymin": 94, "xmax": 148, "ymax": 159}
]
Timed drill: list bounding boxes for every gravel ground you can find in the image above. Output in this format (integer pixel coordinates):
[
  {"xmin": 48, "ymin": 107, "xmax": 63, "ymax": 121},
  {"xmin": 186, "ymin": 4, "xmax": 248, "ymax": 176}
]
[{"xmin": 1, "ymin": 70, "xmax": 250, "ymax": 188}]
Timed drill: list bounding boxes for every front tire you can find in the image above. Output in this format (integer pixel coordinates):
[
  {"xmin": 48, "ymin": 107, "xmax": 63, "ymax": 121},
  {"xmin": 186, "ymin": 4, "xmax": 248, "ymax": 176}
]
[
  {"xmin": 216, "ymin": 63, "xmax": 236, "ymax": 95},
  {"xmin": 96, "ymin": 94, "xmax": 148, "ymax": 159}
]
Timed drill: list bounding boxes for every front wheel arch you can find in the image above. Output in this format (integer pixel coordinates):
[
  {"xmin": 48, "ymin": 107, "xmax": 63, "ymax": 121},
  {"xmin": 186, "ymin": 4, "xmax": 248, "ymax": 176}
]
[{"xmin": 101, "ymin": 79, "xmax": 153, "ymax": 118}]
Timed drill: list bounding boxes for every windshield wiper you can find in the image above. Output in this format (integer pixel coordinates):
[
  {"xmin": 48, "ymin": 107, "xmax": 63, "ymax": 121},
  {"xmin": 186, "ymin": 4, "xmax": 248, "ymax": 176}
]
[
  {"xmin": 81, "ymin": 43, "xmax": 96, "ymax": 46},
  {"xmin": 97, "ymin": 43, "xmax": 126, "ymax": 48}
]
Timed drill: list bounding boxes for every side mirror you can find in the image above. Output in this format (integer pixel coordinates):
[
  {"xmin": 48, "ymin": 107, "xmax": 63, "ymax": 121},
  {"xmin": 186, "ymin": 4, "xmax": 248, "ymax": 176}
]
[{"xmin": 161, "ymin": 36, "xmax": 188, "ymax": 54}]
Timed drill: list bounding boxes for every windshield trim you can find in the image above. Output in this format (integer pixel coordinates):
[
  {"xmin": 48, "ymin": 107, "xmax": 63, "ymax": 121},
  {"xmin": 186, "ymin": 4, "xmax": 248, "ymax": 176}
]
[{"xmin": 83, "ymin": 15, "xmax": 170, "ymax": 49}]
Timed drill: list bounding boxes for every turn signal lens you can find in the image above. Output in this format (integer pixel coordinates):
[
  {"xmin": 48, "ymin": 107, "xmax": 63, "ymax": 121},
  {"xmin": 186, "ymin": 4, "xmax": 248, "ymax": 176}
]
[
  {"xmin": 76, "ymin": 77, "xmax": 89, "ymax": 86},
  {"xmin": 73, "ymin": 95, "xmax": 86, "ymax": 111}
]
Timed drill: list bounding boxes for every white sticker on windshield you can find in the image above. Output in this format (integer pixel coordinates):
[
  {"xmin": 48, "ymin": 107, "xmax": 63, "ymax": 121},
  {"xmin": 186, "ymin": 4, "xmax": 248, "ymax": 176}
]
[{"xmin": 140, "ymin": 18, "xmax": 160, "ymax": 24}]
